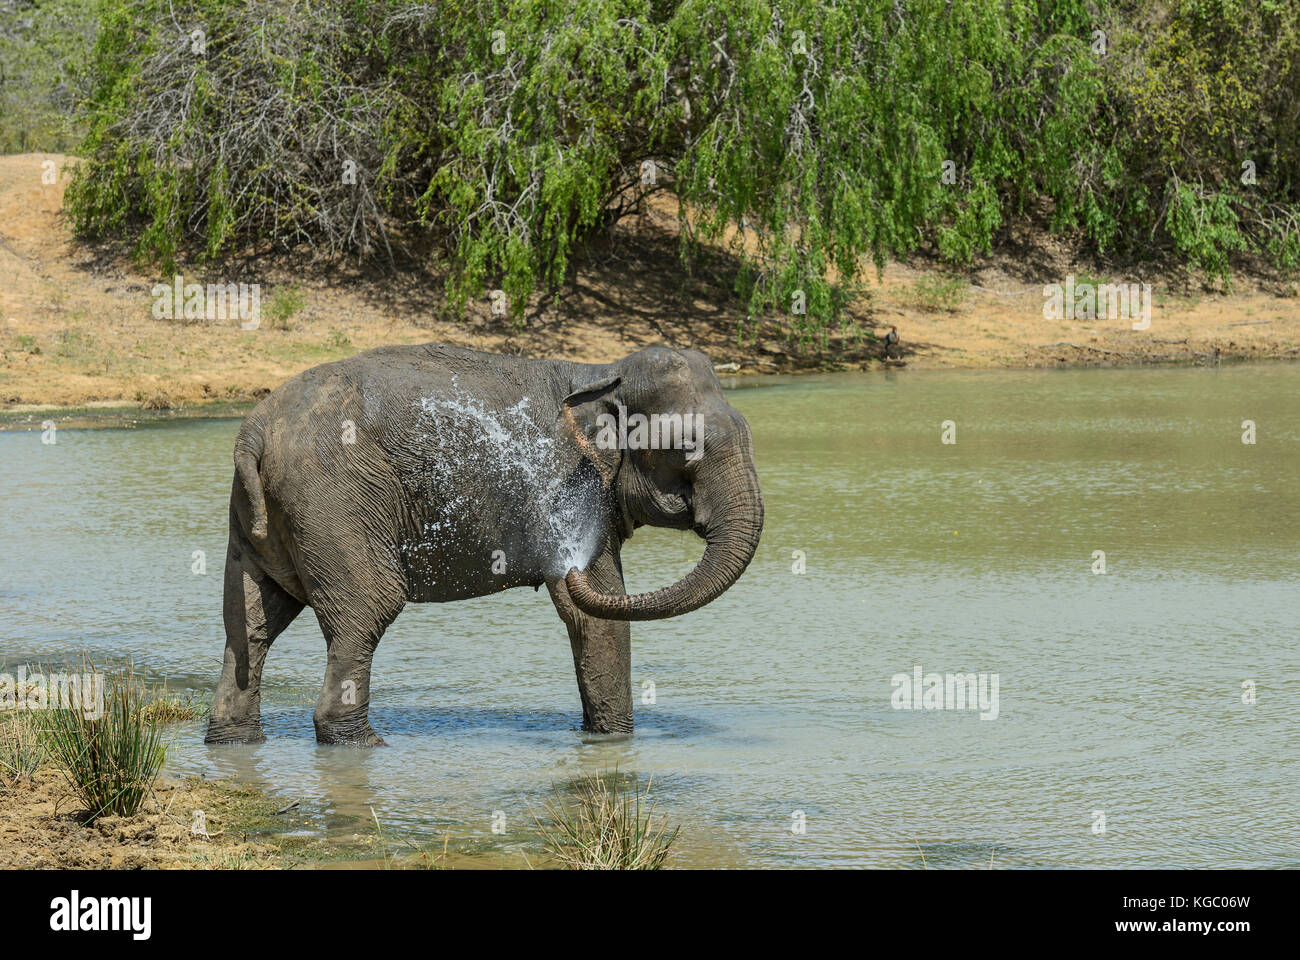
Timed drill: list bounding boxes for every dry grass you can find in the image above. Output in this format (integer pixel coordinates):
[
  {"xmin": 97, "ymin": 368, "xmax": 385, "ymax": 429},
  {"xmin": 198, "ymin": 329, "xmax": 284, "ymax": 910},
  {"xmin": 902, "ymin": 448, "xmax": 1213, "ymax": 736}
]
[{"xmin": 0, "ymin": 714, "xmax": 45, "ymax": 786}]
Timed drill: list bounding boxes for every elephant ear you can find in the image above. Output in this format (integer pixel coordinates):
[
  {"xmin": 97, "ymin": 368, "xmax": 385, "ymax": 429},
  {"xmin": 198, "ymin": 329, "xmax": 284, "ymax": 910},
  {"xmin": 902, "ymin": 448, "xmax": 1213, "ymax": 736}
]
[{"xmin": 558, "ymin": 371, "xmax": 623, "ymax": 488}]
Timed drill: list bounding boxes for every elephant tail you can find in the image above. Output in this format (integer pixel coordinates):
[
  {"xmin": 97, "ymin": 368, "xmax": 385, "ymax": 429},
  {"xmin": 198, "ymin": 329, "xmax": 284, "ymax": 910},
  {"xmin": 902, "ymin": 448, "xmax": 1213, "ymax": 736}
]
[{"xmin": 234, "ymin": 415, "xmax": 269, "ymax": 541}]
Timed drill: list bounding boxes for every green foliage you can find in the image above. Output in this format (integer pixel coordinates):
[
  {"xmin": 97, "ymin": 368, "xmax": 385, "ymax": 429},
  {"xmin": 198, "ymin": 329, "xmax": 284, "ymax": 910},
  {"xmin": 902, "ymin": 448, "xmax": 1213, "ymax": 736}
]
[
  {"xmin": 0, "ymin": 0, "xmax": 96, "ymax": 152},
  {"xmin": 60, "ymin": 0, "xmax": 1300, "ymax": 338},
  {"xmin": 65, "ymin": 0, "xmax": 399, "ymax": 272},
  {"xmin": 1101, "ymin": 0, "xmax": 1300, "ymax": 281},
  {"xmin": 398, "ymin": 0, "xmax": 672, "ymax": 315},
  {"xmin": 1163, "ymin": 180, "xmax": 1250, "ymax": 285},
  {"xmin": 911, "ymin": 273, "xmax": 968, "ymax": 313},
  {"xmin": 266, "ymin": 285, "xmax": 307, "ymax": 330}
]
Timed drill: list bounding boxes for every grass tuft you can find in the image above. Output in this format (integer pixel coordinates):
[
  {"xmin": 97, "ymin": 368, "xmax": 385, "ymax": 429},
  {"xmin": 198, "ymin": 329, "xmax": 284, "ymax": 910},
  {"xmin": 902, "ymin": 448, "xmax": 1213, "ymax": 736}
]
[
  {"xmin": 138, "ymin": 689, "xmax": 207, "ymax": 725},
  {"xmin": 531, "ymin": 771, "xmax": 679, "ymax": 870},
  {"xmin": 37, "ymin": 660, "xmax": 166, "ymax": 821},
  {"xmin": 0, "ymin": 714, "xmax": 45, "ymax": 787}
]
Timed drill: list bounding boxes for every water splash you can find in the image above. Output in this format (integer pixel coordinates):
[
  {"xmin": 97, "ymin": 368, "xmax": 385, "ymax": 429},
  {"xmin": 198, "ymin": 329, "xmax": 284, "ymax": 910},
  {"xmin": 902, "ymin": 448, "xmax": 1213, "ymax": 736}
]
[{"xmin": 410, "ymin": 385, "xmax": 604, "ymax": 578}]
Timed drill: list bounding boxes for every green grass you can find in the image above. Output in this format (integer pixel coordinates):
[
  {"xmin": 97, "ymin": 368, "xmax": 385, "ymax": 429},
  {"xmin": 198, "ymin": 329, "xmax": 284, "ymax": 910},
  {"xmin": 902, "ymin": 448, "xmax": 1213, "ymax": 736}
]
[
  {"xmin": 37, "ymin": 660, "xmax": 166, "ymax": 821},
  {"xmin": 531, "ymin": 771, "xmax": 679, "ymax": 870},
  {"xmin": 138, "ymin": 688, "xmax": 207, "ymax": 725}
]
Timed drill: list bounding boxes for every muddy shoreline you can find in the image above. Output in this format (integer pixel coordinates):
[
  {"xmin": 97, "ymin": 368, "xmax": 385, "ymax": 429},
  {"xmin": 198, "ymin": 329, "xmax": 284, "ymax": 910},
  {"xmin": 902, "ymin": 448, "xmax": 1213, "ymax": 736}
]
[
  {"xmin": 0, "ymin": 765, "xmax": 292, "ymax": 870},
  {"xmin": 0, "ymin": 761, "xmax": 536, "ymax": 870}
]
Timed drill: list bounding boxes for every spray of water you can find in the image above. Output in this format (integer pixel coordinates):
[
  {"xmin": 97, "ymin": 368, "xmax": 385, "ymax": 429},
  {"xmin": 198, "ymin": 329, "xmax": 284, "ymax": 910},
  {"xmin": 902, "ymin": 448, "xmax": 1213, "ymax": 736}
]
[{"xmin": 411, "ymin": 385, "xmax": 604, "ymax": 578}]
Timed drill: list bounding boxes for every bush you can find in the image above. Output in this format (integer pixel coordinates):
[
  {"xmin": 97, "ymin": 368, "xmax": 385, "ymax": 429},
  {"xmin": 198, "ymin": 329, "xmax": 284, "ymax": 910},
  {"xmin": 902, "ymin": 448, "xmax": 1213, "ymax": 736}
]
[
  {"xmin": 911, "ymin": 273, "xmax": 968, "ymax": 312},
  {"xmin": 1100, "ymin": 0, "xmax": 1300, "ymax": 282},
  {"xmin": 62, "ymin": 0, "xmax": 1300, "ymax": 339},
  {"xmin": 65, "ymin": 0, "xmax": 398, "ymax": 270},
  {"xmin": 266, "ymin": 285, "xmax": 307, "ymax": 330},
  {"xmin": 0, "ymin": 0, "xmax": 96, "ymax": 152}
]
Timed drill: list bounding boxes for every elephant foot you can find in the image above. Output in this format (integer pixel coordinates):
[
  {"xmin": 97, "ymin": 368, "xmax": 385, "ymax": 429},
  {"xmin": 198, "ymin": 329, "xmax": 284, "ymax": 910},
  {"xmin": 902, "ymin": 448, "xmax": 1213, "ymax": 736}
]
[
  {"xmin": 314, "ymin": 717, "xmax": 387, "ymax": 747},
  {"xmin": 582, "ymin": 715, "xmax": 634, "ymax": 736},
  {"xmin": 204, "ymin": 718, "xmax": 267, "ymax": 744}
]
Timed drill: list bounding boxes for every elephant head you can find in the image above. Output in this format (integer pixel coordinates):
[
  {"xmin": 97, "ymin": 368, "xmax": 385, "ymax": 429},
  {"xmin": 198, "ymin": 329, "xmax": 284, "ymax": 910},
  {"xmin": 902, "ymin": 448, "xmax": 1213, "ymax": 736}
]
[{"xmin": 558, "ymin": 347, "xmax": 764, "ymax": 621}]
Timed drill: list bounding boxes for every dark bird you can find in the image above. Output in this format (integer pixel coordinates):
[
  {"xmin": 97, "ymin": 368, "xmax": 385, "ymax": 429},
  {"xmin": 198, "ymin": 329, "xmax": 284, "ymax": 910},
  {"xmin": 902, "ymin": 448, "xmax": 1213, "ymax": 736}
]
[{"xmin": 884, "ymin": 325, "xmax": 900, "ymax": 360}]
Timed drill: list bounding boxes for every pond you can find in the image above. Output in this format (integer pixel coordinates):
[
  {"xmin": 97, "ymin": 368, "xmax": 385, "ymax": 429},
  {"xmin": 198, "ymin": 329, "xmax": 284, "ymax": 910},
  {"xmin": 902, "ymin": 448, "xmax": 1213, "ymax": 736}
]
[{"xmin": 1, "ymin": 363, "xmax": 1297, "ymax": 867}]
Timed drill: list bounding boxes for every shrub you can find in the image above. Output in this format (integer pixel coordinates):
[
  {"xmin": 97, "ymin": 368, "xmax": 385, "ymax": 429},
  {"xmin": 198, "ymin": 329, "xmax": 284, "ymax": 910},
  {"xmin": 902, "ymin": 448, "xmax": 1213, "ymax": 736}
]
[
  {"xmin": 265, "ymin": 285, "xmax": 307, "ymax": 330},
  {"xmin": 0, "ymin": 0, "xmax": 96, "ymax": 152},
  {"xmin": 65, "ymin": 0, "xmax": 399, "ymax": 271},
  {"xmin": 912, "ymin": 273, "xmax": 968, "ymax": 312},
  {"xmin": 62, "ymin": 0, "xmax": 1300, "ymax": 340},
  {"xmin": 1100, "ymin": 0, "xmax": 1300, "ymax": 281}
]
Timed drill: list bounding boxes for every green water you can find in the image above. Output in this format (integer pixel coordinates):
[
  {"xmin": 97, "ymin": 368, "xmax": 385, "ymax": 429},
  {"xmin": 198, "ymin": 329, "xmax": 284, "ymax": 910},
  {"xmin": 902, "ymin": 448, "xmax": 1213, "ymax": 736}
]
[{"xmin": 1, "ymin": 363, "xmax": 1296, "ymax": 867}]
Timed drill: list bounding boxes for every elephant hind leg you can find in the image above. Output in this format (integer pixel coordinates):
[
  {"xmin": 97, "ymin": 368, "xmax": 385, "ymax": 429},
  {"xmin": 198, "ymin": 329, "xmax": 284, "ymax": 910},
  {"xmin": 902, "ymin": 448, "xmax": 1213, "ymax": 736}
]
[
  {"xmin": 207, "ymin": 543, "xmax": 304, "ymax": 744},
  {"xmin": 310, "ymin": 586, "xmax": 405, "ymax": 747}
]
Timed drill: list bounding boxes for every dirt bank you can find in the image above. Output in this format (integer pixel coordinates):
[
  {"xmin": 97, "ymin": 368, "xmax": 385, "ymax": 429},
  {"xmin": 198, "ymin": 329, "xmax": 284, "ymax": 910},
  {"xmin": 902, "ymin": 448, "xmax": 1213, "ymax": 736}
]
[
  {"xmin": 2, "ymin": 153, "xmax": 1298, "ymax": 413},
  {"xmin": 0, "ymin": 765, "xmax": 290, "ymax": 869},
  {"xmin": 0, "ymin": 761, "xmax": 537, "ymax": 869}
]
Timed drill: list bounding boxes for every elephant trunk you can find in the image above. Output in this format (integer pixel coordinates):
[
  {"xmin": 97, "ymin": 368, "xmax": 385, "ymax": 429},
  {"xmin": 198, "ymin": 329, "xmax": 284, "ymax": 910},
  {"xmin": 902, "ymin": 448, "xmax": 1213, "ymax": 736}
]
[{"xmin": 565, "ymin": 432, "xmax": 763, "ymax": 621}]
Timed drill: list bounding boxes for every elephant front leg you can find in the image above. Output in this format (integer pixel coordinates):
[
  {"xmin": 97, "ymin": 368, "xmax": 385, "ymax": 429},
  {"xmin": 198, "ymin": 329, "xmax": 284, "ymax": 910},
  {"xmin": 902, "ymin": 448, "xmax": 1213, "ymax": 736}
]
[
  {"xmin": 571, "ymin": 617, "xmax": 633, "ymax": 735},
  {"xmin": 548, "ymin": 549, "xmax": 633, "ymax": 735}
]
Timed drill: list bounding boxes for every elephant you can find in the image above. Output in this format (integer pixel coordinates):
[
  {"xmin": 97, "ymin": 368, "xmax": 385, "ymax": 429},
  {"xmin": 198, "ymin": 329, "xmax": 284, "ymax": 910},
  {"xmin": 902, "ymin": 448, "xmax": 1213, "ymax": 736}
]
[{"xmin": 205, "ymin": 343, "xmax": 764, "ymax": 746}]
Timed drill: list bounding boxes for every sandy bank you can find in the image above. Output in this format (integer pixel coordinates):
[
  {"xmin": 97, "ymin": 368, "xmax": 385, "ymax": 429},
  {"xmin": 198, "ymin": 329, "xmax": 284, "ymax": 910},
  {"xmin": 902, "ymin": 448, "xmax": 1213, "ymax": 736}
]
[{"xmin": 2, "ymin": 153, "xmax": 1297, "ymax": 414}]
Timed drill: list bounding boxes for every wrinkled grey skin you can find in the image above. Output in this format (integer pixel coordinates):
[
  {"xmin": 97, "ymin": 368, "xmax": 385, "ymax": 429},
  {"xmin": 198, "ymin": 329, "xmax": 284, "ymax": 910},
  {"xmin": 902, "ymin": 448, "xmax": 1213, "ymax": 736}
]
[{"xmin": 206, "ymin": 343, "xmax": 764, "ymax": 746}]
